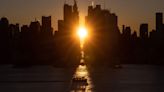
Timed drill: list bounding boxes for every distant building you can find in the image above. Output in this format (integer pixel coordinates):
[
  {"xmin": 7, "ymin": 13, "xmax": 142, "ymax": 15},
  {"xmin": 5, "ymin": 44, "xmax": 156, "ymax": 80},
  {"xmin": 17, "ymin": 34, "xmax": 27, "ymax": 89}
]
[
  {"xmin": 122, "ymin": 25, "xmax": 131, "ymax": 40},
  {"xmin": 149, "ymin": 29, "xmax": 156, "ymax": 40},
  {"xmin": 42, "ymin": 16, "xmax": 52, "ymax": 32},
  {"xmin": 140, "ymin": 23, "xmax": 148, "ymax": 39},
  {"xmin": 9, "ymin": 24, "xmax": 20, "ymax": 39},
  {"xmin": 0, "ymin": 17, "xmax": 9, "ymax": 33},
  {"xmin": 41, "ymin": 16, "xmax": 53, "ymax": 36},
  {"xmin": 155, "ymin": 12, "xmax": 164, "ymax": 40},
  {"xmin": 58, "ymin": 20, "xmax": 65, "ymax": 32},
  {"xmin": 72, "ymin": 0, "xmax": 79, "ymax": 26},
  {"xmin": 85, "ymin": 5, "xmax": 120, "ymax": 64},
  {"xmin": 85, "ymin": 5, "xmax": 118, "ymax": 32},
  {"xmin": 64, "ymin": 4, "xmax": 73, "ymax": 24},
  {"xmin": 156, "ymin": 12, "xmax": 163, "ymax": 32},
  {"xmin": 0, "ymin": 17, "xmax": 9, "ymax": 28},
  {"xmin": 131, "ymin": 31, "xmax": 137, "ymax": 40},
  {"xmin": 29, "ymin": 21, "xmax": 41, "ymax": 34},
  {"xmin": 59, "ymin": 0, "xmax": 79, "ymax": 32},
  {"xmin": 21, "ymin": 25, "xmax": 29, "ymax": 33}
]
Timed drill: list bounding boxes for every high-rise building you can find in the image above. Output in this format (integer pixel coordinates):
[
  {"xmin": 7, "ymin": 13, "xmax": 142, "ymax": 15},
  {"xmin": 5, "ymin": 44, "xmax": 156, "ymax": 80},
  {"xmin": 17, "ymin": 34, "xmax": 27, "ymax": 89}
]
[
  {"xmin": 60, "ymin": 0, "xmax": 79, "ymax": 31},
  {"xmin": 122, "ymin": 26, "xmax": 131, "ymax": 40},
  {"xmin": 140, "ymin": 23, "xmax": 148, "ymax": 39},
  {"xmin": 72, "ymin": 0, "xmax": 79, "ymax": 27},
  {"xmin": 85, "ymin": 4, "xmax": 120, "ymax": 63},
  {"xmin": 64, "ymin": 4, "xmax": 72, "ymax": 24},
  {"xmin": 156, "ymin": 12, "xmax": 163, "ymax": 32},
  {"xmin": 41, "ymin": 16, "xmax": 53, "ymax": 36},
  {"xmin": 21, "ymin": 25, "xmax": 29, "ymax": 34},
  {"xmin": 0, "ymin": 17, "xmax": 9, "ymax": 33},
  {"xmin": 9, "ymin": 24, "xmax": 20, "ymax": 38},
  {"xmin": 29, "ymin": 21, "xmax": 41, "ymax": 34},
  {"xmin": 58, "ymin": 20, "xmax": 65, "ymax": 32},
  {"xmin": 0, "ymin": 17, "xmax": 9, "ymax": 39},
  {"xmin": 86, "ymin": 5, "xmax": 118, "ymax": 32},
  {"xmin": 42, "ymin": 16, "xmax": 52, "ymax": 32}
]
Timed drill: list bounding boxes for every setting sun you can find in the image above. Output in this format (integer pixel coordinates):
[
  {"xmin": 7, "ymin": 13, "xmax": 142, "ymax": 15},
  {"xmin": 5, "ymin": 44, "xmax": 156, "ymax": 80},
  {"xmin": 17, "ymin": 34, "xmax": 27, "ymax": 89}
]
[{"xmin": 77, "ymin": 26, "xmax": 88, "ymax": 40}]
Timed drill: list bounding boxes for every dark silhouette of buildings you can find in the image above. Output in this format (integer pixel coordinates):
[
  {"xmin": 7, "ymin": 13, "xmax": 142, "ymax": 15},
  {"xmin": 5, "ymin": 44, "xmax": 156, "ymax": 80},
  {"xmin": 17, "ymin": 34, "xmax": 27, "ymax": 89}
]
[
  {"xmin": 140, "ymin": 24, "xmax": 148, "ymax": 39},
  {"xmin": 122, "ymin": 25, "xmax": 131, "ymax": 40},
  {"xmin": 55, "ymin": 0, "xmax": 80, "ymax": 67},
  {"xmin": 85, "ymin": 5, "xmax": 120, "ymax": 66},
  {"xmin": 119, "ymin": 12, "xmax": 164, "ymax": 65},
  {"xmin": 0, "ymin": 2, "xmax": 164, "ymax": 66},
  {"xmin": 63, "ymin": 0, "xmax": 79, "ymax": 31},
  {"xmin": 156, "ymin": 12, "xmax": 163, "ymax": 32},
  {"xmin": 41, "ymin": 16, "xmax": 53, "ymax": 36}
]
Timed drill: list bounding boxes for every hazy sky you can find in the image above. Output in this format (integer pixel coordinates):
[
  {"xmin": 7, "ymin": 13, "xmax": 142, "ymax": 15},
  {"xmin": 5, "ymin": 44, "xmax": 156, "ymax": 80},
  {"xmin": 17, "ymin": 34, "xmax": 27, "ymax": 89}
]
[{"xmin": 0, "ymin": 0, "xmax": 164, "ymax": 32}]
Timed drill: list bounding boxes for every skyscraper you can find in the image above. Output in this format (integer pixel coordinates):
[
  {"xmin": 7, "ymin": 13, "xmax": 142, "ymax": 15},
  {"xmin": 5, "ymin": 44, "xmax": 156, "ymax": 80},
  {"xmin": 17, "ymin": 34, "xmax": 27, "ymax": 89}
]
[
  {"xmin": 29, "ymin": 21, "xmax": 41, "ymax": 34},
  {"xmin": 140, "ymin": 23, "xmax": 148, "ymax": 39},
  {"xmin": 64, "ymin": 4, "xmax": 72, "ymax": 24},
  {"xmin": 72, "ymin": 0, "xmax": 79, "ymax": 27},
  {"xmin": 156, "ymin": 12, "xmax": 163, "ymax": 32},
  {"xmin": 42, "ymin": 16, "xmax": 53, "ymax": 36},
  {"xmin": 42, "ymin": 16, "xmax": 52, "ymax": 32},
  {"xmin": 62, "ymin": 0, "xmax": 79, "ymax": 31},
  {"xmin": 85, "ymin": 5, "xmax": 119, "ymax": 64},
  {"xmin": 58, "ymin": 20, "xmax": 65, "ymax": 32},
  {"xmin": 0, "ymin": 17, "xmax": 9, "ymax": 35},
  {"xmin": 86, "ymin": 5, "xmax": 118, "ymax": 32},
  {"xmin": 122, "ymin": 26, "xmax": 131, "ymax": 40}
]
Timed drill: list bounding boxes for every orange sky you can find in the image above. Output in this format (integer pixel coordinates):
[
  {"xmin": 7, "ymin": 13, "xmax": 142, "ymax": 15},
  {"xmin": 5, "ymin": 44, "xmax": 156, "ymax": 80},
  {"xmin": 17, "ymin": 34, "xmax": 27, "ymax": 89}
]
[{"xmin": 0, "ymin": 0, "xmax": 164, "ymax": 33}]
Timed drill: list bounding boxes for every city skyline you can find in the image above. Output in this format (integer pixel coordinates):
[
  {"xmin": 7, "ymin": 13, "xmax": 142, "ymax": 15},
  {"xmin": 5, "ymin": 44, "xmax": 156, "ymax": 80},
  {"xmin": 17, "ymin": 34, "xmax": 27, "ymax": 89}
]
[
  {"xmin": 0, "ymin": 1, "xmax": 164, "ymax": 65},
  {"xmin": 1, "ymin": 0, "xmax": 164, "ymax": 32},
  {"xmin": 0, "ymin": 1, "xmax": 164, "ymax": 91}
]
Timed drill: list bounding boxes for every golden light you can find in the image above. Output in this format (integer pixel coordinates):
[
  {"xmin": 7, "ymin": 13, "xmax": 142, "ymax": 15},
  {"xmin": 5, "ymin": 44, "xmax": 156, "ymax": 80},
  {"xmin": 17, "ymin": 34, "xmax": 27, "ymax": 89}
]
[
  {"xmin": 75, "ymin": 65, "xmax": 88, "ymax": 77},
  {"xmin": 76, "ymin": 26, "xmax": 88, "ymax": 48},
  {"xmin": 77, "ymin": 26, "xmax": 88, "ymax": 40}
]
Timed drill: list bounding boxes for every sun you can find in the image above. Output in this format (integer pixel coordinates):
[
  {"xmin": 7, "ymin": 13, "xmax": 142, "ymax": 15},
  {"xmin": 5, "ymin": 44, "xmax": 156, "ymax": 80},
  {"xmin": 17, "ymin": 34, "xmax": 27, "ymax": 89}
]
[{"xmin": 77, "ymin": 26, "xmax": 88, "ymax": 40}]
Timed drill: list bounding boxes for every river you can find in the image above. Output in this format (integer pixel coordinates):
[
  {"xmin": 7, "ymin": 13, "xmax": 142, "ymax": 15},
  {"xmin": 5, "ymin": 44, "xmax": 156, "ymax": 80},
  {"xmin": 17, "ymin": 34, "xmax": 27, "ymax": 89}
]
[{"xmin": 0, "ymin": 64, "xmax": 163, "ymax": 92}]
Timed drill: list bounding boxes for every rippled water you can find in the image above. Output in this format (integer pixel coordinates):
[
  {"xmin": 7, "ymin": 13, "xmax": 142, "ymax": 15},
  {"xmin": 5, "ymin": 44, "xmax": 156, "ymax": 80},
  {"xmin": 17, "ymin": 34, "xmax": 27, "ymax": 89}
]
[
  {"xmin": 0, "ymin": 64, "xmax": 163, "ymax": 92},
  {"xmin": 70, "ymin": 62, "xmax": 92, "ymax": 92},
  {"xmin": 89, "ymin": 65, "xmax": 164, "ymax": 92}
]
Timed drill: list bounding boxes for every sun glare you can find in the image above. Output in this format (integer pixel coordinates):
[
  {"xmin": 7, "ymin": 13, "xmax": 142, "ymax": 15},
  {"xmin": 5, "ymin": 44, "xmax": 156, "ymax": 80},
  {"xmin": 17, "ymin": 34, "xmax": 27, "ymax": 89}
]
[{"xmin": 77, "ymin": 26, "xmax": 88, "ymax": 40}]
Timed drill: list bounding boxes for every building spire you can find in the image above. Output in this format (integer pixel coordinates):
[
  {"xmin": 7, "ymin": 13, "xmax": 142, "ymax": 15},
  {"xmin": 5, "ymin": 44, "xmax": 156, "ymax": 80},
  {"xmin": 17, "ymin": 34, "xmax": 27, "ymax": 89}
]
[
  {"xmin": 73, "ymin": 0, "xmax": 78, "ymax": 12},
  {"xmin": 91, "ymin": 1, "xmax": 94, "ymax": 7},
  {"xmin": 74, "ymin": 0, "xmax": 77, "ymax": 5}
]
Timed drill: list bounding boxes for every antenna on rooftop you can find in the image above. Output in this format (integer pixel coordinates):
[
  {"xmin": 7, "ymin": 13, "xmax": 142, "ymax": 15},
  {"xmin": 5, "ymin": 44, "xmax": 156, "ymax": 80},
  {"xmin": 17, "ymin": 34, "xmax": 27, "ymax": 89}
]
[
  {"xmin": 35, "ymin": 18, "xmax": 37, "ymax": 21},
  {"xmin": 91, "ymin": 1, "xmax": 94, "ymax": 7}
]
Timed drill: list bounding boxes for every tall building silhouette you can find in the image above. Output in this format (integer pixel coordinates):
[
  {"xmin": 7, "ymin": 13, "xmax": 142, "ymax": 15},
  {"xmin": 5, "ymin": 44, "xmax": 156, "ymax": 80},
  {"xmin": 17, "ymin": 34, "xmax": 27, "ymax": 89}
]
[
  {"xmin": 0, "ymin": 17, "xmax": 10, "ymax": 63},
  {"xmin": 58, "ymin": 20, "xmax": 65, "ymax": 32},
  {"xmin": 72, "ymin": 0, "xmax": 79, "ymax": 26},
  {"xmin": 86, "ymin": 5, "xmax": 118, "ymax": 32},
  {"xmin": 64, "ymin": 4, "xmax": 72, "ymax": 27},
  {"xmin": 42, "ymin": 16, "xmax": 52, "ymax": 36},
  {"xmin": 85, "ymin": 5, "xmax": 119, "ymax": 66},
  {"xmin": 55, "ymin": 1, "xmax": 80, "ymax": 66},
  {"xmin": 57, "ymin": 0, "xmax": 79, "ymax": 33},
  {"xmin": 0, "ymin": 17, "xmax": 9, "ymax": 37},
  {"xmin": 29, "ymin": 21, "xmax": 41, "ymax": 34},
  {"xmin": 21, "ymin": 25, "xmax": 29, "ymax": 34},
  {"xmin": 140, "ymin": 23, "xmax": 148, "ymax": 39},
  {"xmin": 156, "ymin": 12, "xmax": 163, "ymax": 32},
  {"xmin": 122, "ymin": 25, "xmax": 131, "ymax": 40},
  {"xmin": 63, "ymin": 0, "xmax": 79, "ymax": 31}
]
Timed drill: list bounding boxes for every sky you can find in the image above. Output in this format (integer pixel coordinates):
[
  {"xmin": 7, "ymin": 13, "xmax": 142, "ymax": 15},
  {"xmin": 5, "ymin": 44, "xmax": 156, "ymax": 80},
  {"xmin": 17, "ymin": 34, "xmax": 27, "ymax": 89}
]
[{"xmin": 0, "ymin": 0, "xmax": 164, "ymax": 32}]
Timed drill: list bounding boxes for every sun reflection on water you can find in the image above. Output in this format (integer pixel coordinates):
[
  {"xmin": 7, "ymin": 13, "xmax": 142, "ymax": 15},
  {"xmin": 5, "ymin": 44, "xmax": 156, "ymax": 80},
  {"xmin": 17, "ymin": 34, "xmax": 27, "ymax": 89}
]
[{"xmin": 70, "ymin": 50, "xmax": 93, "ymax": 92}]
